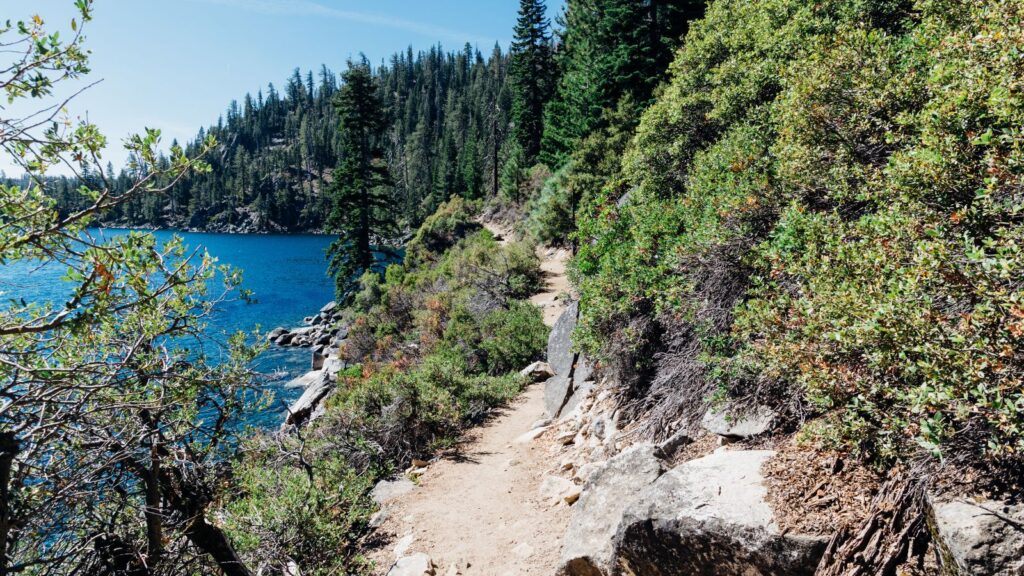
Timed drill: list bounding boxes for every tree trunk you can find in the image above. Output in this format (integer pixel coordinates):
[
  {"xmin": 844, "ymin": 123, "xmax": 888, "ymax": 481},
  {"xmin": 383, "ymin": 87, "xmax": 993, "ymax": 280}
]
[
  {"xmin": 492, "ymin": 108, "xmax": 500, "ymax": 197},
  {"xmin": 183, "ymin": 517, "xmax": 252, "ymax": 576},
  {"xmin": 0, "ymin": 432, "xmax": 18, "ymax": 576},
  {"xmin": 143, "ymin": 444, "xmax": 164, "ymax": 568},
  {"xmin": 159, "ymin": 455, "xmax": 252, "ymax": 576}
]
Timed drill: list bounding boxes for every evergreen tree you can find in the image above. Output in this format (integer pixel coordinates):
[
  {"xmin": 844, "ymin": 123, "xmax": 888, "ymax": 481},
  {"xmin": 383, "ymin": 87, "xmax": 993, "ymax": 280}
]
[
  {"xmin": 326, "ymin": 58, "xmax": 396, "ymax": 298},
  {"xmin": 541, "ymin": 0, "xmax": 705, "ymax": 167},
  {"xmin": 509, "ymin": 0, "xmax": 555, "ymax": 165}
]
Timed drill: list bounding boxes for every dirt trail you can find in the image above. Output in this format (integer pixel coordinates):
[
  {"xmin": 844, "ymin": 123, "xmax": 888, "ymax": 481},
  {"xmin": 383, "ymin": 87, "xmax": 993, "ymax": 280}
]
[
  {"xmin": 370, "ymin": 385, "xmax": 569, "ymax": 575},
  {"xmin": 482, "ymin": 221, "xmax": 571, "ymax": 327},
  {"xmin": 368, "ymin": 223, "xmax": 574, "ymax": 575},
  {"xmin": 530, "ymin": 247, "xmax": 570, "ymax": 327}
]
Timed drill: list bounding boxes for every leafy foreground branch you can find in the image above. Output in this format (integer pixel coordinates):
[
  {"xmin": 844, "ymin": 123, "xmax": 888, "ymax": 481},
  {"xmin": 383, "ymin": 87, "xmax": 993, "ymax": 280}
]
[{"xmin": 1, "ymin": 4, "xmax": 265, "ymax": 575}]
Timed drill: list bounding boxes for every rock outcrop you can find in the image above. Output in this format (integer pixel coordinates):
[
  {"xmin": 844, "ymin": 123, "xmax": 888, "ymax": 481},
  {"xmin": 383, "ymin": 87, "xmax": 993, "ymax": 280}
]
[
  {"xmin": 559, "ymin": 444, "xmax": 667, "ymax": 576},
  {"xmin": 544, "ymin": 302, "xmax": 597, "ymax": 418},
  {"xmin": 614, "ymin": 450, "xmax": 827, "ymax": 576},
  {"xmin": 282, "ymin": 370, "xmax": 334, "ymax": 429},
  {"xmin": 274, "ymin": 300, "xmax": 355, "ymax": 429},
  {"xmin": 544, "ymin": 375, "xmax": 573, "ymax": 419},
  {"xmin": 268, "ymin": 301, "xmax": 347, "ymax": 349},
  {"xmin": 547, "ymin": 301, "xmax": 579, "ymax": 378},
  {"xmin": 932, "ymin": 497, "xmax": 1024, "ymax": 575}
]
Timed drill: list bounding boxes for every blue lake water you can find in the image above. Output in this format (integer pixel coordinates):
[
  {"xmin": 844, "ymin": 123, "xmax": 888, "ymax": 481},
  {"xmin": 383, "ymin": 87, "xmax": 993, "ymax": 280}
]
[{"xmin": 0, "ymin": 229, "xmax": 336, "ymax": 429}]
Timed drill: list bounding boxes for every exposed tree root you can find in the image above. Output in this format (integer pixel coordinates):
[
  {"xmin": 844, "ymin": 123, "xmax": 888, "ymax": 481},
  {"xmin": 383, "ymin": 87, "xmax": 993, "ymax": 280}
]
[{"xmin": 815, "ymin": 474, "xmax": 935, "ymax": 576}]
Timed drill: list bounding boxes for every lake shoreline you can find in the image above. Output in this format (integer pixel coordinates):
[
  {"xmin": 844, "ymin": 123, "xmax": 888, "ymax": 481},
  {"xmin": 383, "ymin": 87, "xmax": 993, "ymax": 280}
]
[{"xmin": 93, "ymin": 224, "xmax": 333, "ymax": 237}]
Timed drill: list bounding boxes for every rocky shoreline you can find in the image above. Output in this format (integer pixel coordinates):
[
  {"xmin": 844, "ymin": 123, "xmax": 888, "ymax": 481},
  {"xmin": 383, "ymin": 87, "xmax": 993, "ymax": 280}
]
[
  {"xmin": 267, "ymin": 300, "xmax": 348, "ymax": 428},
  {"xmin": 96, "ymin": 222, "xmax": 327, "ymax": 235}
]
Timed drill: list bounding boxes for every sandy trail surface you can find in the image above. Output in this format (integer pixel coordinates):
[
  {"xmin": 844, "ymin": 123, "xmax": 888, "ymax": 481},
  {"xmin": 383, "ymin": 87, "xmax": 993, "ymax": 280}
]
[
  {"xmin": 369, "ymin": 384, "xmax": 569, "ymax": 575},
  {"xmin": 369, "ymin": 223, "xmax": 574, "ymax": 575}
]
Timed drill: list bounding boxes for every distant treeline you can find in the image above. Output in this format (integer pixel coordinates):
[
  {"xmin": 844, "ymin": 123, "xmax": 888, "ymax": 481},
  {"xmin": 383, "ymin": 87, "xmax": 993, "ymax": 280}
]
[{"xmin": 26, "ymin": 43, "xmax": 513, "ymax": 232}]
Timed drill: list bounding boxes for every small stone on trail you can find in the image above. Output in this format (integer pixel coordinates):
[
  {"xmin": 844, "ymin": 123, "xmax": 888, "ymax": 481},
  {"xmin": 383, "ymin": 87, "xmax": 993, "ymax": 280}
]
[
  {"xmin": 513, "ymin": 426, "xmax": 549, "ymax": 444},
  {"xmin": 539, "ymin": 475, "xmax": 576, "ymax": 505},
  {"xmin": 371, "ymin": 478, "xmax": 416, "ymax": 505},
  {"xmin": 369, "ymin": 509, "xmax": 389, "ymax": 528},
  {"xmin": 387, "ymin": 553, "xmax": 435, "ymax": 576},
  {"xmin": 564, "ymin": 487, "xmax": 582, "ymax": 505},
  {"xmin": 512, "ymin": 542, "xmax": 535, "ymax": 559},
  {"xmin": 519, "ymin": 361, "xmax": 555, "ymax": 381},
  {"xmin": 393, "ymin": 533, "xmax": 415, "ymax": 559}
]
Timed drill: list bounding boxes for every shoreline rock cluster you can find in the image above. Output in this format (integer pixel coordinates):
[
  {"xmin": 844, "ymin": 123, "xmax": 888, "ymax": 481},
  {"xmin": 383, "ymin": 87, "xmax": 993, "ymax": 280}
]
[
  {"xmin": 267, "ymin": 301, "xmax": 348, "ymax": 371},
  {"xmin": 269, "ymin": 301, "xmax": 349, "ymax": 429}
]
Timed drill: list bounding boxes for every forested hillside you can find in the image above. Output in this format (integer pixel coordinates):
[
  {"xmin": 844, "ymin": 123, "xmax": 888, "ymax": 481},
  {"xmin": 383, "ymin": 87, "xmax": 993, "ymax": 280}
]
[{"xmin": 36, "ymin": 44, "xmax": 513, "ymax": 232}]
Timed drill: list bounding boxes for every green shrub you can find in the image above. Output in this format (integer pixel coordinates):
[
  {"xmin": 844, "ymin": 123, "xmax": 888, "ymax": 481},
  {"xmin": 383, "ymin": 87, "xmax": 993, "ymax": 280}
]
[
  {"xmin": 523, "ymin": 165, "xmax": 573, "ymax": 245},
  {"xmin": 437, "ymin": 231, "xmax": 543, "ymax": 302},
  {"xmin": 734, "ymin": 2, "xmax": 1024, "ymax": 462},
  {"xmin": 573, "ymin": 0, "xmax": 1024, "ymax": 464},
  {"xmin": 353, "ymin": 269, "xmax": 384, "ymax": 313},
  {"xmin": 405, "ymin": 197, "xmax": 482, "ymax": 267},
  {"xmin": 226, "ymin": 441, "xmax": 375, "ymax": 576},
  {"xmin": 481, "ymin": 301, "xmax": 549, "ymax": 375}
]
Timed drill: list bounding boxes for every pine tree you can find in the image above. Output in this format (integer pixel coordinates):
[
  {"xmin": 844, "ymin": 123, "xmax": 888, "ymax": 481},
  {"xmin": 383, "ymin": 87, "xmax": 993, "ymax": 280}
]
[
  {"xmin": 540, "ymin": 0, "xmax": 705, "ymax": 167},
  {"xmin": 509, "ymin": 0, "xmax": 555, "ymax": 165},
  {"xmin": 326, "ymin": 57, "xmax": 396, "ymax": 298}
]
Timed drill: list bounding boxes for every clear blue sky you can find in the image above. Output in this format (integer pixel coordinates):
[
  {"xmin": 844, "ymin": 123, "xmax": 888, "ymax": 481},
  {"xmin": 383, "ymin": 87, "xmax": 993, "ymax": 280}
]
[{"xmin": 2, "ymin": 0, "xmax": 564, "ymax": 176}]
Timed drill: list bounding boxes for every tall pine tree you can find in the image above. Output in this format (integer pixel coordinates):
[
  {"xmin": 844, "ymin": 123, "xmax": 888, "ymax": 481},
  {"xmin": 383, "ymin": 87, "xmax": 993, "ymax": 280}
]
[
  {"xmin": 541, "ymin": 0, "xmax": 706, "ymax": 167},
  {"xmin": 326, "ymin": 57, "xmax": 396, "ymax": 298},
  {"xmin": 509, "ymin": 0, "xmax": 555, "ymax": 165}
]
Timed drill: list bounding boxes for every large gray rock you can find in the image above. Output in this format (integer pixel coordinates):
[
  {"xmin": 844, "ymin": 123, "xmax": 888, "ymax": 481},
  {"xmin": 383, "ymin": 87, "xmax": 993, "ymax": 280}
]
[
  {"xmin": 370, "ymin": 478, "xmax": 416, "ymax": 505},
  {"xmin": 701, "ymin": 405, "xmax": 777, "ymax": 440},
  {"xmin": 560, "ymin": 444, "xmax": 667, "ymax": 576},
  {"xmin": 546, "ymin": 302, "xmax": 600, "ymax": 418},
  {"xmin": 290, "ymin": 326, "xmax": 317, "ymax": 338},
  {"xmin": 323, "ymin": 356, "xmax": 345, "ymax": 377},
  {"xmin": 312, "ymin": 346, "xmax": 327, "ymax": 370},
  {"xmin": 933, "ymin": 498, "xmax": 1024, "ymax": 575},
  {"xmin": 283, "ymin": 371, "xmax": 334, "ymax": 428},
  {"xmin": 545, "ymin": 375, "xmax": 572, "ymax": 419},
  {"xmin": 320, "ymin": 300, "xmax": 338, "ymax": 315},
  {"xmin": 573, "ymin": 354, "xmax": 594, "ymax": 386},
  {"xmin": 613, "ymin": 450, "xmax": 826, "ymax": 576},
  {"xmin": 561, "ymin": 379, "xmax": 595, "ymax": 418},
  {"xmin": 548, "ymin": 301, "xmax": 579, "ymax": 377},
  {"xmin": 285, "ymin": 370, "xmax": 321, "ymax": 390}
]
